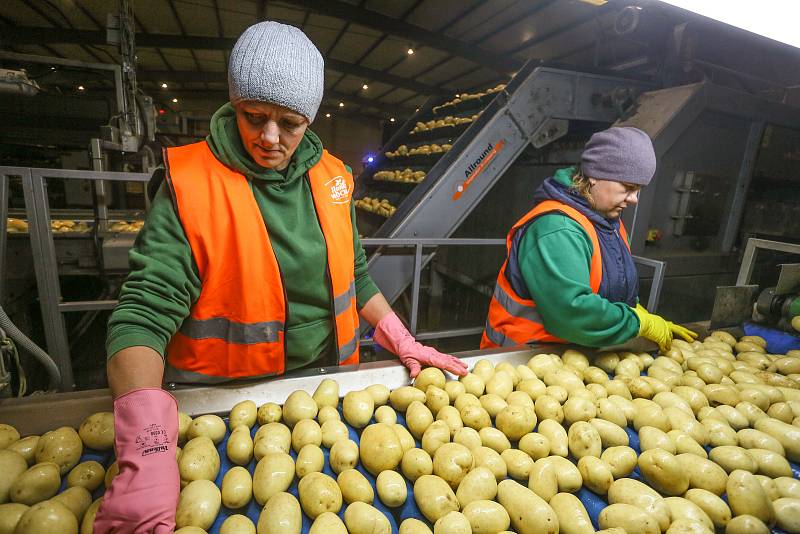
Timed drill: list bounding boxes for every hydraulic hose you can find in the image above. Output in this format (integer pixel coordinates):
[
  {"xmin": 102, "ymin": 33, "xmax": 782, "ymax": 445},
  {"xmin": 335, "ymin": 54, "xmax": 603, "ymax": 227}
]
[{"xmin": 0, "ymin": 305, "xmax": 61, "ymax": 389}]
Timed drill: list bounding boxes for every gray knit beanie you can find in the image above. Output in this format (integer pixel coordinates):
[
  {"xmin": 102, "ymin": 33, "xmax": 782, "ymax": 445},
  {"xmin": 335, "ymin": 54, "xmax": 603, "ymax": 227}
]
[
  {"xmin": 581, "ymin": 127, "xmax": 656, "ymax": 185},
  {"xmin": 228, "ymin": 21, "xmax": 324, "ymax": 122}
]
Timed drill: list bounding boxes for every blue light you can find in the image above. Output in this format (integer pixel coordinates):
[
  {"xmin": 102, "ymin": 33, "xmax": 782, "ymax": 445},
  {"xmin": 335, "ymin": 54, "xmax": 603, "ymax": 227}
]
[{"xmin": 367, "ymin": 156, "xmax": 374, "ymax": 163}]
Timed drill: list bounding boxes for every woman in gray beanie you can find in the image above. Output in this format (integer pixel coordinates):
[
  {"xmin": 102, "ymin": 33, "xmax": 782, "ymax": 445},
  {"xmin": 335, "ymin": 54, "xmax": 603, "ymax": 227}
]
[
  {"xmin": 97, "ymin": 21, "xmax": 466, "ymax": 532},
  {"xmin": 482, "ymin": 126, "xmax": 696, "ymax": 352}
]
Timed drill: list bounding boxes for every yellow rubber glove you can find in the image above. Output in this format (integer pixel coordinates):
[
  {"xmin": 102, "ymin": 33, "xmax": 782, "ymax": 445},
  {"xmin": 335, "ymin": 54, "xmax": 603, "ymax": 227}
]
[
  {"xmin": 632, "ymin": 304, "xmax": 673, "ymax": 352},
  {"xmin": 669, "ymin": 322, "xmax": 699, "ymax": 343}
]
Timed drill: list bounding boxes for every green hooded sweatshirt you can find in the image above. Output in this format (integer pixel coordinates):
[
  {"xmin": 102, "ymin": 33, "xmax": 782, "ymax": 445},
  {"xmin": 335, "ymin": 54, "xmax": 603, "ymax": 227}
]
[
  {"xmin": 515, "ymin": 167, "xmax": 640, "ymax": 347},
  {"xmin": 106, "ymin": 103, "xmax": 380, "ymax": 371}
]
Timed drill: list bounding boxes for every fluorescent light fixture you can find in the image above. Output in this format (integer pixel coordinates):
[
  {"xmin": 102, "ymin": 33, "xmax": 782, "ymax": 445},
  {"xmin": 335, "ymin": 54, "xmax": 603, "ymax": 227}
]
[
  {"xmin": 362, "ymin": 83, "xmax": 369, "ymax": 90},
  {"xmin": 657, "ymin": 0, "xmax": 800, "ymax": 48},
  {"xmin": 390, "ymin": 117, "xmax": 395, "ymax": 122},
  {"xmin": 325, "ymin": 113, "xmax": 331, "ymax": 118}
]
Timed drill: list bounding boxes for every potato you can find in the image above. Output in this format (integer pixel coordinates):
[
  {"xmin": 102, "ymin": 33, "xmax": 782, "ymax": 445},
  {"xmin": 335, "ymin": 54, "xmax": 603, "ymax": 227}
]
[
  {"xmin": 78, "ymin": 497, "xmax": 100, "ymax": 534},
  {"xmin": 600, "ymin": 446, "xmax": 637, "ymax": 478},
  {"xmin": 638, "ymin": 448, "xmax": 688, "ymax": 496},
  {"xmin": 684, "ymin": 488, "xmax": 731, "ymax": 528},
  {"xmin": 34, "ymin": 427, "xmax": 82, "ymax": 476},
  {"xmin": 726, "ymin": 469, "xmax": 775, "ymax": 524},
  {"xmin": 104, "ymin": 460, "xmax": 119, "ymax": 488},
  {"xmin": 586, "ymin": 418, "xmax": 627, "ymax": 448},
  {"xmin": 716, "ymin": 405, "xmax": 749, "ymax": 430},
  {"xmin": 460, "ymin": 373, "xmax": 486, "ymax": 397},
  {"xmin": 9, "ymin": 462, "xmax": 59, "ymax": 505},
  {"xmin": 337, "ymin": 469, "xmax": 374, "ymax": 504},
  {"xmin": 453, "ymin": 427, "xmax": 482, "ymax": 451},
  {"xmin": 316, "ymin": 406, "xmax": 339, "ymax": 426},
  {"xmin": 226, "ymin": 425, "xmax": 254, "ymax": 466},
  {"xmin": 64, "ymin": 461, "xmax": 104, "ymax": 494},
  {"xmin": 0, "ymin": 426, "xmax": 19, "ymax": 450},
  {"xmin": 497, "ymin": 479, "xmax": 558, "ymax": 534},
  {"xmin": 702, "ymin": 418, "xmax": 738, "ymax": 447},
  {"xmin": 406, "ymin": 401, "xmax": 434, "ymax": 439},
  {"xmin": 544, "ymin": 386, "xmax": 568, "ymax": 403},
  {"xmin": 486, "ymin": 370, "xmax": 514, "ymax": 399},
  {"xmin": 0, "ymin": 502, "xmax": 27, "ymax": 534},
  {"xmin": 577, "ymin": 456, "xmax": 613, "ymax": 494},
  {"xmin": 309, "ymin": 511, "xmax": 347, "ymax": 534},
  {"xmin": 390, "ymin": 386, "xmax": 426, "ymax": 412},
  {"xmin": 725, "ymin": 514, "xmax": 770, "ymax": 534},
  {"xmin": 518, "ymin": 433, "xmax": 549, "ymax": 460},
  {"xmin": 282, "ymin": 390, "xmax": 318, "ymax": 428},
  {"xmin": 455, "ymin": 393, "xmax": 481, "ymax": 412},
  {"xmin": 460, "ymin": 404, "xmax": 491, "ymax": 430},
  {"xmin": 257, "ymin": 402, "xmax": 282, "ymax": 425},
  {"xmin": 607, "ymin": 478, "xmax": 670, "ymax": 531},
  {"xmin": 776, "ymin": 477, "xmax": 800, "ymax": 499},
  {"xmin": 221, "ymin": 466, "xmax": 252, "ymax": 509},
  {"xmin": 220, "ymin": 514, "xmax": 256, "ymax": 534},
  {"xmin": 546, "ymin": 456, "xmax": 583, "ymax": 493},
  {"xmin": 175, "ymin": 412, "xmax": 192, "ymax": 445},
  {"xmin": 179, "ymin": 436, "xmax": 220, "ymax": 483},
  {"xmin": 735, "ymin": 401, "xmax": 768, "ymax": 425},
  {"xmin": 456, "ymin": 466, "xmax": 497, "ymax": 507},
  {"xmin": 342, "ymin": 391, "xmax": 374, "ymax": 429},
  {"xmin": 415, "ymin": 367, "xmax": 446, "ymax": 392},
  {"xmin": 291, "ymin": 419, "xmax": 322, "ymax": 453},
  {"xmin": 444, "ymin": 381, "xmax": 466, "ymax": 402},
  {"xmin": 462, "ymin": 499, "xmax": 511, "ymax": 534},
  {"xmin": 360, "ymin": 424, "xmax": 403, "ymax": 475},
  {"xmin": 528, "ymin": 458, "xmax": 558, "ymax": 502},
  {"xmin": 517, "ymin": 378, "xmax": 546, "ymax": 400},
  {"xmin": 312, "ymin": 379, "xmax": 339, "ymax": 409},
  {"xmin": 594, "ymin": 399, "xmax": 627, "ymax": 428},
  {"xmin": 421, "ymin": 421, "xmax": 450, "ymax": 456},
  {"xmin": 253, "ymin": 452, "xmax": 294, "ymax": 505},
  {"xmin": 393, "ymin": 424, "xmax": 416, "ymax": 453},
  {"xmin": 5, "ymin": 437, "xmax": 37, "ymax": 467},
  {"xmin": 77, "ymin": 412, "xmax": 114, "ymax": 451},
  {"xmin": 399, "ymin": 518, "xmax": 433, "ymax": 534},
  {"xmin": 754, "ymin": 417, "xmax": 800, "ymax": 461},
  {"xmin": 506, "ymin": 390, "xmax": 535, "ymax": 408},
  {"xmin": 538, "ymin": 419, "xmax": 568, "ymax": 457},
  {"xmin": 414, "ymin": 475, "xmax": 459, "ymax": 522},
  {"xmin": 669, "ymin": 430, "xmax": 707, "ymax": 457},
  {"xmin": 748, "ymin": 447, "xmax": 793, "ymax": 477},
  {"xmin": 52, "ymin": 486, "xmax": 91, "ymax": 522},
  {"xmin": 401, "ymin": 448, "xmax": 433, "ymax": 482},
  {"xmin": 737, "ymin": 428, "xmax": 784, "ymax": 454},
  {"xmin": 374, "ymin": 405, "xmax": 397, "ymax": 426},
  {"xmin": 704, "ymin": 384, "xmax": 741, "ymax": 407},
  {"xmin": 774, "ymin": 498, "xmax": 800, "ymax": 533},
  {"xmin": 174, "ymin": 526, "xmax": 207, "ymax": 533},
  {"xmin": 665, "ymin": 496, "xmax": 714, "ymax": 531},
  {"xmin": 376, "ymin": 470, "xmax": 407, "ymax": 507},
  {"xmin": 709, "ymin": 446, "xmax": 757, "ymax": 473},
  {"xmin": 653, "ymin": 392, "xmax": 692, "ymax": 415},
  {"xmin": 426, "ymin": 386, "xmax": 450, "ymax": 416},
  {"xmin": 677, "ymin": 453, "xmax": 728, "ymax": 495},
  {"xmin": 433, "ymin": 510, "xmax": 470, "ymax": 534},
  {"xmin": 599, "ymin": 503, "xmax": 659, "ymax": 534},
  {"xmin": 13, "ymin": 500, "xmax": 77, "ymax": 534},
  {"xmin": 297, "ymin": 472, "xmax": 342, "ymax": 519},
  {"xmin": 639, "ymin": 426, "xmax": 675, "ymax": 453},
  {"xmin": 258, "ymin": 492, "xmax": 301, "ymax": 534},
  {"xmin": 495, "ymin": 405, "xmax": 536, "ymax": 442},
  {"xmin": 432, "ymin": 442, "xmax": 473, "ymax": 489},
  {"xmin": 549, "ymin": 493, "xmax": 593, "ymax": 534},
  {"xmin": 480, "ymin": 394, "xmax": 508, "ymax": 418},
  {"xmin": 477, "ymin": 428, "xmax": 509, "ymax": 454},
  {"xmin": 0, "ymin": 451, "xmax": 27, "ymax": 504},
  {"xmin": 755, "ymin": 474, "xmax": 781, "ymax": 500},
  {"xmin": 501, "ymin": 449, "xmax": 534, "ymax": 480},
  {"xmin": 436, "ymin": 406, "xmax": 463, "ymax": 437},
  {"xmin": 225, "ymin": 400, "xmax": 256, "ymax": 430},
  {"xmin": 364, "ymin": 384, "xmax": 390, "ymax": 407},
  {"xmin": 254, "ymin": 422, "xmax": 291, "ymax": 459},
  {"xmin": 567, "ymin": 421, "xmax": 601, "ymax": 459},
  {"xmin": 186, "ymin": 414, "xmax": 227, "ymax": 445},
  {"xmin": 607, "ymin": 394, "xmax": 635, "ymax": 421},
  {"xmin": 665, "ymin": 519, "xmax": 712, "ymax": 534},
  {"xmin": 175, "ymin": 479, "xmax": 221, "ymax": 530},
  {"xmin": 295, "ymin": 444, "xmax": 324, "ymax": 478},
  {"xmin": 472, "ymin": 446, "xmax": 507, "ymax": 481},
  {"xmin": 633, "ymin": 402, "xmax": 670, "ymax": 432},
  {"xmin": 327, "ymin": 438, "xmax": 357, "ymax": 474},
  {"xmin": 534, "ymin": 395, "xmax": 564, "ymax": 423}
]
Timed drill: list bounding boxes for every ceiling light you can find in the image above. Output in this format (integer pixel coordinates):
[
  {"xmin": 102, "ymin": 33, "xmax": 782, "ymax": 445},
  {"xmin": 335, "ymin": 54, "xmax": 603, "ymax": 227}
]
[
  {"xmin": 325, "ymin": 113, "xmax": 331, "ymax": 118},
  {"xmin": 339, "ymin": 102, "xmax": 344, "ymax": 107},
  {"xmin": 407, "ymin": 47, "xmax": 414, "ymax": 55},
  {"xmin": 362, "ymin": 84, "xmax": 369, "ymax": 90},
  {"xmin": 390, "ymin": 117, "xmax": 396, "ymax": 122},
  {"xmin": 161, "ymin": 83, "xmax": 168, "ymax": 89},
  {"xmin": 172, "ymin": 97, "xmax": 178, "ymax": 103},
  {"xmin": 77, "ymin": 85, "xmax": 85, "ymax": 91}
]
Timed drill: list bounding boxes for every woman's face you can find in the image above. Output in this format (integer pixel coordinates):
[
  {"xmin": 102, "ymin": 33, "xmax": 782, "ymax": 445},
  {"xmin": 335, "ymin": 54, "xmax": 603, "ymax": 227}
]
[
  {"xmin": 589, "ymin": 178, "xmax": 641, "ymax": 219},
  {"xmin": 235, "ymin": 101, "xmax": 308, "ymax": 170}
]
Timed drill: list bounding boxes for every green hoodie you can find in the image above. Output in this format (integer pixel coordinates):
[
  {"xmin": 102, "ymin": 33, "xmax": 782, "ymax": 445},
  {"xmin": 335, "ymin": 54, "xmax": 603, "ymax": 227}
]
[
  {"xmin": 106, "ymin": 103, "xmax": 380, "ymax": 370},
  {"xmin": 515, "ymin": 167, "xmax": 640, "ymax": 347}
]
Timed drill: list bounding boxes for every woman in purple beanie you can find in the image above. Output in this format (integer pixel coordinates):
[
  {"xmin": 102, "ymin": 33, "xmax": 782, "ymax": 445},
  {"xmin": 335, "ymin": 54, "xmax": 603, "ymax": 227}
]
[{"xmin": 482, "ymin": 126, "xmax": 696, "ymax": 351}]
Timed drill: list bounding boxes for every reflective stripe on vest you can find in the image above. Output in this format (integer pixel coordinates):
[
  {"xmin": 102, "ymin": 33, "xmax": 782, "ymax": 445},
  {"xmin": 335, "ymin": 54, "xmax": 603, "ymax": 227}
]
[
  {"xmin": 163, "ymin": 141, "xmax": 359, "ymax": 381},
  {"xmin": 481, "ymin": 199, "xmax": 629, "ymax": 349}
]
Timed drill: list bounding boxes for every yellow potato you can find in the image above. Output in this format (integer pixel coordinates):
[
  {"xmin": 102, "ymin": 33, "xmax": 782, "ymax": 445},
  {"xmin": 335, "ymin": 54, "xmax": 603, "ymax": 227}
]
[
  {"xmin": 599, "ymin": 503, "xmax": 659, "ymax": 534},
  {"xmin": 495, "ymin": 405, "xmax": 536, "ymax": 441},
  {"xmin": 220, "ymin": 514, "xmax": 256, "ymax": 534},
  {"xmin": 754, "ymin": 417, "xmax": 800, "ymax": 461},
  {"xmin": 221, "ymin": 466, "xmax": 252, "ymax": 509},
  {"xmin": 702, "ymin": 418, "xmax": 738, "ymax": 447},
  {"xmin": 432, "ymin": 443, "xmax": 473, "ymax": 489},
  {"xmin": 460, "ymin": 404, "xmax": 492, "ymax": 430},
  {"xmin": 328, "ymin": 439, "xmax": 359, "ymax": 476},
  {"xmin": 0, "ymin": 502, "xmax": 27, "ymax": 534},
  {"xmin": 544, "ymin": 386, "xmax": 568, "ymax": 404},
  {"xmin": 755, "ymin": 474, "xmax": 781, "ymax": 500},
  {"xmin": 639, "ymin": 448, "xmax": 688, "ymax": 495},
  {"xmin": 414, "ymin": 475, "xmax": 459, "ymax": 522},
  {"xmin": 665, "ymin": 519, "xmax": 712, "ymax": 533},
  {"xmin": 500, "ymin": 449, "xmax": 533, "ymax": 480},
  {"xmin": 453, "ymin": 427, "xmax": 482, "ymax": 451},
  {"xmin": 534, "ymin": 395, "xmax": 564, "ymax": 423},
  {"xmin": 684, "ymin": 488, "xmax": 731, "ymax": 528},
  {"xmin": 66, "ymin": 461, "xmax": 104, "ymax": 492},
  {"xmin": 316, "ymin": 406, "xmax": 339, "ymax": 426},
  {"xmin": 709, "ymin": 446, "xmax": 757, "ymax": 473},
  {"xmin": 443, "ymin": 381, "xmax": 466, "ymax": 402},
  {"xmin": 776, "ymin": 477, "xmax": 800, "ymax": 499},
  {"xmin": 456, "ymin": 466, "xmax": 497, "ymax": 507},
  {"xmin": 516, "ymin": 378, "xmax": 546, "ymax": 400},
  {"xmin": 308, "ymin": 511, "xmax": 347, "ymax": 534},
  {"xmin": 298, "ymin": 472, "xmax": 342, "ymax": 519},
  {"xmin": 748, "ymin": 447, "xmax": 793, "ymax": 478},
  {"xmin": 9, "ymin": 462, "xmax": 60, "ymax": 505},
  {"xmin": 343, "ymin": 391, "xmax": 374, "ymax": 429},
  {"xmin": 295, "ymin": 444, "xmax": 324, "ymax": 478},
  {"xmin": 77, "ymin": 412, "xmax": 114, "ymax": 451},
  {"xmin": 567, "ymin": 421, "xmax": 601, "ymax": 459},
  {"xmin": 607, "ymin": 478, "xmax": 670, "ymax": 531},
  {"xmin": 549, "ymin": 492, "xmax": 593, "ymax": 534},
  {"xmin": 406, "ymin": 401, "xmax": 434, "ymax": 440},
  {"xmin": 399, "ymin": 518, "xmax": 433, "ymax": 534},
  {"xmin": 401, "ymin": 448, "xmax": 433, "ymax": 482},
  {"xmin": 320, "ymin": 420, "xmax": 348, "ymax": 449},
  {"xmin": 725, "ymin": 514, "xmax": 770, "ymax": 534},
  {"xmin": 528, "ymin": 458, "xmax": 558, "ymax": 502},
  {"xmin": 51, "ymin": 486, "xmax": 91, "ymax": 522},
  {"xmin": 6, "ymin": 437, "xmax": 38, "ymax": 467},
  {"xmin": 563, "ymin": 397, "xmax": 596, "ymax": 426},
  {"xmin": 518, "ymin": 432, "xmax": 550, "ymax": 460},
  {"xmin": 472, "ymin": 446, "xmax": 507, "ymax": 481},
  {"xmin": 179, "ymin": 436, "xmax": 220, "ymax": 483},
  {"xmin": 374, "ymin": 406, "xmax": 397, "ymax": 426},
  {"xmin": 175, "ymin": 479, "xmax": 221, "ymax": 530},
  {"xmin": 421, "ymin": 421, "xmax": 450, "ymax": 457},
  {"xmin": 726, "ymin": 469, "xmax": 775, "ymax": 524},
  {"xmin": 486, "ymin": 371, "xmax": 514, "ymax": 399},
  {"xmin": 34, "ymin": 427, "xmax": 82, "ymax": 475},
  {"xmin": 258, "ymin": 492, "xmax": 301, "ymax": 534},
  {"xmin": 737, "ymin": 428, "xmax": 784, "ymax": 455},
  {"xmin": 639, "ymin": 426, "xmax": 676, "ymax": 453},
  {"xmin": 282, "ymin": 390, "xmax": 318, "ymax": 428},
  {"xmin": 104, "ymin": 461, "xmax": 118, "ymax": 488},
  {"xmin": 774, "ymin": 497, "xmax": 800, "ymax": 533},
  {"xmin": 433, "ymin": 510, "xmax": 470, "ymax": 534},
  {"xmin": 0, "ymin": 450, "xmax": 27, "ymax": 504},
  {"xmin": 478, "ymin": 427, "xmax": 510, "ymax": 454},
  {"xmin": 669, "ymin": 430, "xmax": 707, "ymax": 458},
  {"xmin": 454, "ymin": 393, "xmax": 481, "ymax": 412},
  {"xmin": 229, "ymin": 400, "xmax": 257, "ymax": 430},
  {"xmin": 187, "ymin": 414, "xmax": 226, "ymax": 444},
  {"xmin": 588, "ymin": 418, "xmax": 628, "ymax": 448},
  {"xmin": 227, "ymin": 425, "xmax": 254, "ymax": 466},
  {"xmin": 393, "ymin": 424, "xmax": 416, "ymax": 453},
  {"xmin": 79, "ymin": 497, "xmax": 101, "ymax": 534},
  {"xmin": 312, "ymin": 379, "xmax": 340, "ymax": 409},
  {"xmin": 678, "ymin": 453, "xmax": 728, "ymax": 495},
  {"xmin": 480, "ymin": 394, "xmax": 508, "ymax": 419},
  {"xmin": 735, "ymin": 401, "xmax": 768, "ymax": 426},
  {"xmin": 546, "ymin": 456, "xmax": 583, "ymax": 493},
  {"xmin": 462, "ymin": 499, "xmax": 510, "ymax": 534},
  {"xmin": 13, "ymin": 500, "xmax": 77, "ymax": 534},
  {"xmin": 178, "ymin": 413, "xmax": 193, "ymax": 444},
  {"xmin": 577, "ymin": 456, "xmax": 613, "ymax": 494},
  {"xmin": 253, "ymin": 452, "xmax": 294, "ymax": 505},
  {"xmin": 0, "ymin": 425, "xmax": 19, "ymax": 450},
  {"xmin": 360, "ymin": 424, "xmax": 403, "ymax": 475},
  {"xmin": 506, "ymin": 390, "xmax": 535, "ymax": 408},
  {"xmin": 337, "ymin": 468, "xmax": 374, "ymax": 504},
  {"xmin": 426, "ymin": 386, "xmax": 450, "ymax": 416},
  {"xmin": 664, "ymin": 496, "xmax": 714, "ymax": 531},
  {"xmin": 497, "ymin": 479, "xmax": 559, "ymax": 534},
  {"xmin": 257, "ymin": 402, "xmax": 282, "ymax": 425},
  {"xmin": 376, "ymin": 470, "xmax": 407, "ymax": 507},
  {"xmin": 415, "ymin": 367, "xmax": 446, "ymax": 392},
  {"xmin": 538, "ymin": 419, "xmax": 568, "ymax": 457},
  {"xmin": 291, "ymin": 419, "xmax": 322, "ymax": 453},
  {"xmin": 365, "ymin": 384, "xmax": 391, "ymax": 407},
  {"xmin": 254, "ymin": 422, "xmax": 291, "ymax": 459},
  {"xmin": 390, "ymin": 386, "xmax": 426, "ymax": 412},
  {"xmin": 436, "ymin": 406, "xmax": 462, "ymax": 437},
  {"xmin": 600, "ymin": 446, "xmax": 638, "ymax": 479}
]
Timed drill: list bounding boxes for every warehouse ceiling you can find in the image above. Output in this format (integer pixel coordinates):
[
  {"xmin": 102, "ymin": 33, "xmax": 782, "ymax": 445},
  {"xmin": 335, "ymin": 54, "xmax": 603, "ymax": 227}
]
[{"xmin": 1, "ymin": 0, "xmax": 799, "ymax": 123}]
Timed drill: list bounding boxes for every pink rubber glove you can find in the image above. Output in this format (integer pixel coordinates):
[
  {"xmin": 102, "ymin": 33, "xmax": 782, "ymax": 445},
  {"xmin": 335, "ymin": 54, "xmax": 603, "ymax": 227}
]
[
  {"xmin": 94, "ymin": 388, "xmax": 179, "ymax": 534},
  {"xmin": 374, "ymin": 312, "xmax": 468, "ymax": 378}
]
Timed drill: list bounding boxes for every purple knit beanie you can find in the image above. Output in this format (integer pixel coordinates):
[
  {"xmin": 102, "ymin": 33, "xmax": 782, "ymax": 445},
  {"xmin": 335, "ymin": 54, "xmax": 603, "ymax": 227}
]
[{"xmin": 581, "ymin": 127, "xmax": 656, "ymax": 185}]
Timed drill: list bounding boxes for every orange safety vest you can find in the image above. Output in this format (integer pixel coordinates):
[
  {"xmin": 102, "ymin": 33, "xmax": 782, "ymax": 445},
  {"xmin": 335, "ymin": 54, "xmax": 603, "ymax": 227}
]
[
  {"xmin": 481, "ymin": 199, "xmax": 629, "ymax": 349},
  {"xmin": 162, "ymin": 141, "xmax": 359, "ymax": 382}
]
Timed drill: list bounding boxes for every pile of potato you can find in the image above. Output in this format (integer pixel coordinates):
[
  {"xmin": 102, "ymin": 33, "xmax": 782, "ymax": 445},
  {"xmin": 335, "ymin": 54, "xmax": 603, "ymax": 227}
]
[
  {"xmin": 5, "ymin": 218, "xmax": 144, "ymax": 234},
  {"xmin": 432, "ymin": 84, "xmax": 506, "ymax": 114},
  {"xmin": 373, "ymin": 169, "xmax": 427, "ymax": 184},
  {"xmin": 411, "ymin": 114, "xmax": 480, "ymax": 134},
  {"xmin": 385, "ymin": 144, "xmax": 453, "ymax": 159},
  {"xmin": 354, "ymin": 197, "xmax": 397, "ymax": 218},
  {"xmin": 2, "ymin": 330, "xmax": 800, "ymax": 534}
]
